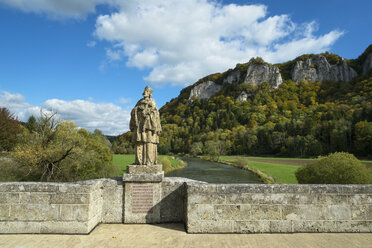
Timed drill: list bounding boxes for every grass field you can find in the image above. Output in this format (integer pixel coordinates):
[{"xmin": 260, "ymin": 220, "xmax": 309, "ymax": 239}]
[
  {"xmin": 113, "ymin": 154, "xmax": 182, "ymax": 175},
  {"xmin": 219, "ymin": 156, "xmax": 303, "ymax": 184}
]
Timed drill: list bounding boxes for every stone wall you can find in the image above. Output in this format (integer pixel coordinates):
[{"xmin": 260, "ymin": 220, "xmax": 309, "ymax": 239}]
[
  {"xmin": 0, "ymin": 178, "xmax": 123, "ymax": 234},
  {"xmin": 0, "ymin": 177, "xmax": 190, "ymax": 234},
  {"xmin": 1, "ymin": 178, "xmax": 371, "ymax": 234},
  {"xmin": 186, "ymin": 183, "xmax": 372, "ymax": 233}
]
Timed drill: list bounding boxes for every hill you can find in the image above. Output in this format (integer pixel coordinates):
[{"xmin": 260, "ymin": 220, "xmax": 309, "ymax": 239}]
[{"xmin": 117, "ymin": 45, "xmax": 372, "ymax": 158}]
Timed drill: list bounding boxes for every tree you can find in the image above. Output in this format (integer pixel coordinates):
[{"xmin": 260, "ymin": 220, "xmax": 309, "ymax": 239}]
[
  {"xmin": 0, "ymin": 108, "xmax": 23, "ymax": 151},
  {"xmin": 25, "ymin": 115, "xmax": 38, "ymax": 133},
  {"xmin": 204, "ymin": 140, "xmax": 225, "ymax": 161},
  {"xmin": 190, "ymin": 142, "xmax": 203, "ymax": 156},
  {"xmin": 10, "ymin": 112, "xmax": 116, "ymax": 182}
]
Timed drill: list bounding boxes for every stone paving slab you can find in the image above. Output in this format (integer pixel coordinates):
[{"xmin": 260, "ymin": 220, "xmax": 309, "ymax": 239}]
[{"xmin": 0, "ymin": 223, "xmax": 372, "ymax": 248}]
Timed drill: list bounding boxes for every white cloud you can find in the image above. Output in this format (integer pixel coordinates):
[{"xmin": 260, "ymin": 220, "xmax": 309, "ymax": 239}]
[
  {"xmin": 94, "ymin": 0, "xmax": 343, "ymax": 86},
  {"xmin": 0, "ymin": 91, "xmax": 130, "ymax": 135},
  {"xmin": 0, "ymin": 0, "xmax": 344, "ymax": 86}
]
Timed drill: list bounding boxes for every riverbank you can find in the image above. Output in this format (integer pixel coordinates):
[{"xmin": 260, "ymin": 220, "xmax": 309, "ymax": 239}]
[
  {"xmin": 200, "ymin": 156, "xmax": 300, "ymax": 184},
  {"xmin": 200, "ymin": 156, "xmax": 274, "ymax": 184}
]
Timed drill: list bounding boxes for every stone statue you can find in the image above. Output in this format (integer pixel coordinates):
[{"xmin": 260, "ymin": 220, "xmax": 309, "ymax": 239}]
[{"xmin": 130, "ymin": 86, "xmax": 162, "ymax": 166}]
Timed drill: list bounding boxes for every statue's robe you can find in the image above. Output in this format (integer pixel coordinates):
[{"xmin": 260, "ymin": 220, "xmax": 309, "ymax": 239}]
[{"xmin": 130, "ymin": 97, "xmax": 161, "ymax": 165}]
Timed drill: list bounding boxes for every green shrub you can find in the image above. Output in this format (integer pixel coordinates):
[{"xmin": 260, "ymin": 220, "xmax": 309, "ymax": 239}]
[
  {"xmin": 159, "ymin": 157, "xmax": 172, "ymax": 173},
  {"xmin": 296, "ymin": 152, "xmax": 372, "ymax": 184}
]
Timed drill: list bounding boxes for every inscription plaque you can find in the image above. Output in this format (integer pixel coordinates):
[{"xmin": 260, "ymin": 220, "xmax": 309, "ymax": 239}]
[{"xmin": 132, "ymin": 184, "xmax": 154, "ymax": 214}]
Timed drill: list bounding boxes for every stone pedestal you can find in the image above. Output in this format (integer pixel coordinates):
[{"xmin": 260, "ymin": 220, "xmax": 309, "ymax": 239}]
[{"xmin": 122, "ymin": 164, "xmax": 164, "ymax": 223}]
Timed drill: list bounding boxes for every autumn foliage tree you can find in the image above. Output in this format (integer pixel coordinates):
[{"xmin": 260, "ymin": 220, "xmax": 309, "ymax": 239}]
[
  {"xmin": 0, "ymin": 107, "xmax": 23, "ymax": 152},
  {"xmin": 10, "ymin": 112, "xmax": 117, "ymax": 182}
]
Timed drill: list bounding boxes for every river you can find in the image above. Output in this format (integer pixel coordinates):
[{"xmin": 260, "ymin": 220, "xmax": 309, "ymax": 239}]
[{"xmin": 165, "ymin": 157, "xmax": 262, "ymax": 184}]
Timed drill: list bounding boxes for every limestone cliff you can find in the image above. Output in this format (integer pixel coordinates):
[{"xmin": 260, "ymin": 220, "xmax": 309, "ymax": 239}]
[
  {"xmin": 188, "ymin": 81, "xmax": 222, "ymax": 100},
  {"xmin": 244, "ymin": 63, "xmax": 283, "ymax": 88},
  {"xmin": 223, "ymin": 61, "xmax": 283, "ymax": 88},
  {"xmin": 291, "ymin": 55, "xmax": 357, "ymax": 82}
]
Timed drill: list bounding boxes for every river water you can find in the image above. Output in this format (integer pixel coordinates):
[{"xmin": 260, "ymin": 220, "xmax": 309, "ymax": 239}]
[{"xmin": 165, "ymin": 157, "xmax": 262, "ymax": 184}]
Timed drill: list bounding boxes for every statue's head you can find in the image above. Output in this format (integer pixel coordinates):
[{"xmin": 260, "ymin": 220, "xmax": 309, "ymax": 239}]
[{"xmin": 143, "ymin": 86, "xmax": 153, "ymax": 98}]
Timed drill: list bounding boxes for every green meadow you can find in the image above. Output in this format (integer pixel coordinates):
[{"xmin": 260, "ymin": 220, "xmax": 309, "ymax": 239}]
[{"xmin": 219, "ymin": 156, "xmax": 305, "ymax": 184}]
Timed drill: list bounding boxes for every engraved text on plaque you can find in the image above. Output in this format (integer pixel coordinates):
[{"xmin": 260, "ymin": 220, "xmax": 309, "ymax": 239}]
[{"xmin": 132, "ymin": 184, "xmax": 154, "ymax": 214}]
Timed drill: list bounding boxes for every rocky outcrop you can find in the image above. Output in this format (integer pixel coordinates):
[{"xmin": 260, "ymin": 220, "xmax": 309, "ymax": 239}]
[
  {"xmin": 236, "ymin": 91, "xmax": 253, "ymax": 101},
  {"xmin": 188, "ymin": 81, "xmax": 222, "ymax": 100},
  {"xmin": 291, "ymin": 55, "xmax": 357, "ymax": 82},
  {"xmin": 362, "ymin": 53, "xmax": 372, "ymax": 75},
  {"xmin": 223, "ymin": 70, "xmax": 240, "ymax": 84},
  {"xmin": 244, "ymin": 63, "xmax": 283, "ymax": 88}
]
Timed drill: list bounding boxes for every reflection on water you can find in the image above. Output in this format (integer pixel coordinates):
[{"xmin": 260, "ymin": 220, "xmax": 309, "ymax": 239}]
[{"xmin": 166, "ymin": 157, "xmax": 262, "ymax": 184}]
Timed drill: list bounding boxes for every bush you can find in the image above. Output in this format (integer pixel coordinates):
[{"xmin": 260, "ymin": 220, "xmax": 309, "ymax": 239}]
[
  {"xmin": 296, "ymin": 152, "xmax": 372, "ymax": 184},
  {"xmin": 8, "ymin": 112, "xmax": 117, "ymax": 182},
  {"xmin": 159, "ymin": 157, "xmax": 172, "ymax": 173}
]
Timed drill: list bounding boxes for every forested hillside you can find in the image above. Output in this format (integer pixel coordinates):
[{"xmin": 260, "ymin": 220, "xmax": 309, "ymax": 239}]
[{"xmin": 116, "ymin": 45, "xmax": 372, "ymax": 158}]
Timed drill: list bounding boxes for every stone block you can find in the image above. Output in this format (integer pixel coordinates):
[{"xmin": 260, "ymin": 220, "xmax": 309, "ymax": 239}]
[
  {"xmin": 251, "ymin": 205, "xmax": 281, "ymax": 220},
  {"xmin": 317, "ymin": 194, "xmax": 349, "ymax": 206},
  {"xmin": 292, "ymin": 220, "xmax": 323, "ymax": 232},
  {"xmin": 0, "ymin": 205, "xmax": 9, "ymax": 220},
  {"xmin": 187, "ymin": 220, "xmax": 233, "ymax": 233},
  {"xmin": 127, "ymin": 164, "xmax": 162, "ymax": 174},
  {"xmin": 269, "ymin": 220, "xmax": 292, "ymax": 233},
  {"xmin": 187, "ymin": 204, "xmax": 214, "ymax": 221},
  {"xmin": 351, "ymin": 205, "xmax": 367, "ymax": 220},
  {"xmin": 50, "ymin": 193, "xmax": 90, "ymax": 204},
  {"xmin": 309, "ymin": 185, "xmax": 342, "ymax": 194},
  {"xmin": 350, "ymin": 194, "xmax": 372, "ymax": 205},
  {"xmin": 324, "ymin": 205, "xmax": 351, "ymax": 220},
  {"xmin": 336, "ymin": 221, "xmax": 372, "ymax": 232},
  {"xmin": 341, "ymin": 185, "xmax": 372, "ymax": 194},
  {"xmin": 59, "ymin": 204, "xmax": 89, "ymax": 221},
  {"xmin": 188, "ymin": 193, "xmax": 225, "ymax": 204},
  {"xmin": 214, "ymin": 204, "xmax": 251, "ymax": 221},
  {"xmin": 23, "ymin": 183, "xmax": 59, "ymax": 192},
  {"xmin": 19, "ymin": 192, "xmax": 51, "ymax": 204},
  {"xmin": 122, "ymin": 172, "xmax": 164, "ymax": 182},
  {"xmin": 101, "ymin": 179, "xmax": 123, "ymax": 223},
  {"xmin": 2, "ymin": 221, "xmax": 41, "ymax": 234},
  {"xmin": 225, "ymin": 193, "xmax": 254, "ymax": 204},
  {"xmin": 187, "ymin": 183, "xmax": 217, "ymax": 194},
  {"xmin": 286, "ymin": 194, "xmax": 314, "ymax": 205},
  {"xmin": 58, "ymin": 184, "xmax": 93, "ymax": 194},
  {"xmin": 234, "ymin": 221, "xmax": 270, "ymax": 233},
  {"xmin": 10, "ymin": 204, "xmax": 60, "ymax": 221},
  {"xmin": 0, "ymin": 193, "xmax": 19, "ymax": 204},
  {"xmin": 282, "ymin": 205, "xmax": 325, "ymax": 221},
  {"xmin": 40, "ymin": 221, "xmax": 89, "ymax": 234}
]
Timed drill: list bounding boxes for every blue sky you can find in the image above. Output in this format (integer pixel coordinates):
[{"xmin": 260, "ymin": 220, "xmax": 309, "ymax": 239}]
[{"xmin": 0, "ymin": 0, "xmax": 371, "ymax": 135}]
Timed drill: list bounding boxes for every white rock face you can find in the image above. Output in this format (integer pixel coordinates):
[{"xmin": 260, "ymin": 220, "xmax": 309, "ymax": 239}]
[
  {"xmin": 236, "ymin": 91, "xmax": 253, "ymax": 101},
  {"xmin": 291, "ymin": 55, "xmax": 357, "ymax": 82},
  {"xmin": 362, "ymin": 53, "xmax": 372, "ymax": 75},
  {"xmin": 223, "ymin": 70, "xmax": 240, "ymax": 84},
  {"xmin": 244, "ymin": 63, "xmax": 283, "ymax": 88},
  {"xmin": 188, "ymin": 81, "xmax": 223, "ymax": 100}
]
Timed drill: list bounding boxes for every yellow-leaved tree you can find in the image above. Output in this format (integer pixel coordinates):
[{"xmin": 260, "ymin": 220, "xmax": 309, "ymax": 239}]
[{"xmin": 9, "ymin": 112, "xmax": 117, "ymax": 182}]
